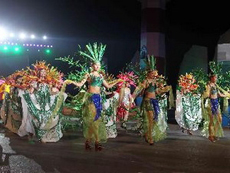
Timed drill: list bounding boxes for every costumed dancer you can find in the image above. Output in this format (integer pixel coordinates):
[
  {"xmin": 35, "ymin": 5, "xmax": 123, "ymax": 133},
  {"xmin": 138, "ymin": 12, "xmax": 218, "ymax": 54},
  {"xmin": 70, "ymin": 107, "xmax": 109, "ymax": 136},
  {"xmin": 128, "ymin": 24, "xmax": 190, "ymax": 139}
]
[
  {"xmin": 132, "ymin": 55, "xmax": 171, "ymax": 145},
  {"xmin": 0, "ymin": 79, "xmax": 8, "ymax": 108},
  {"xmin": 175, "ymin": 73, "xmax": 202, "ymax": 135},
  {"xmin": 154, "ymin": 75, "xmax": 174, "ymax": 142},
  {"xmin": 103, "ymin": 87, "xmax": 119, "ymax": 138},
  {"xmin": 17, "ymin": 61, "xmax": 67, "ymax": 143},
  {"xmin": 0, "ymin": 72, "xmax": 26, "ymax": 134},
  {"xmin": 201, "ymin": 73, "xmax": 228, "ymax": 142},
  {"xmin": 71, "ymin": 43, "xmax": 122, "ymax": 151},
  {"xmin": 116, "ymin": 71, "xmax": 137, "ymax": 129}
]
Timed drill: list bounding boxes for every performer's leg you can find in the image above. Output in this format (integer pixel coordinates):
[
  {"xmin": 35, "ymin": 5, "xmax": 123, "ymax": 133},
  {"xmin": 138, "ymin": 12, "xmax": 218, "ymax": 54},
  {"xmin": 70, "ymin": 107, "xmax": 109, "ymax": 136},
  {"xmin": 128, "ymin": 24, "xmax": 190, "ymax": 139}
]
[
  {"xmin": 123, "ymin": 108, "xmax": 129, "ymax": 121},
  {"xmin": 213, "ymin": 112, "xmax": 222, "ymax": 140},
  {"xmin": 92, "ymin": 122, "xmax": 103, "ymax": 151},
  {"xmin": 208, "ymin": 114, "xmax": 215, "ymax": 142},
  {"xmin": 146, "ymin": 110, "xmax": 154, "ymax": 145}
]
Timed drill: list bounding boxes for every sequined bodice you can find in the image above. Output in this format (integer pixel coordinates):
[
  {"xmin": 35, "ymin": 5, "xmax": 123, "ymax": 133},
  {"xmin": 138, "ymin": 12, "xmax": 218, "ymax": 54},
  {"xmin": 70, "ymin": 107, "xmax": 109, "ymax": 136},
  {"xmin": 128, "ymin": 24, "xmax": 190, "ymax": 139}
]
[
  {"xmin": 146, "ymin": 83, "xmax": 156, "ymax": 93},
  {"xmin": 210, "ymin": 85, "xmax": 217, "ymax": 95},
  {"xmin": 89, "ymin": 75, "xmax": 103, "ymax": 87}
]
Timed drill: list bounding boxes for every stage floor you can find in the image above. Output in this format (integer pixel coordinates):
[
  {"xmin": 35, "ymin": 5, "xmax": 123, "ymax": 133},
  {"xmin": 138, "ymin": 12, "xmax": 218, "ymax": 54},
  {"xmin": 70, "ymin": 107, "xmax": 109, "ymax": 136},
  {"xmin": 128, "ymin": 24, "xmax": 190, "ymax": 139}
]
[{"xmin": 0, "ymin": 123, "xmax": 230, "ymax": 173}]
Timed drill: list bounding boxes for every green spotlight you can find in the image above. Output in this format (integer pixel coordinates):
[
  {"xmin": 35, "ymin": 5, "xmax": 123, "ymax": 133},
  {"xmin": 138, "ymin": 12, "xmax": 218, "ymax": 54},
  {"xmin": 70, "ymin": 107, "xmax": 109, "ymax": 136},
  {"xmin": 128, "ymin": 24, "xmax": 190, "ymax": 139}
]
[
  {"xmin": 1, "ymin": 45, "xmax": 9, "ymax": 53},
  {"xmin": 13, "ymin": 46, "xmax": 22, "ymax": 54},
  {"xmin": 45, "ymin": 49, "xmax": 51, "ymax": 54}
]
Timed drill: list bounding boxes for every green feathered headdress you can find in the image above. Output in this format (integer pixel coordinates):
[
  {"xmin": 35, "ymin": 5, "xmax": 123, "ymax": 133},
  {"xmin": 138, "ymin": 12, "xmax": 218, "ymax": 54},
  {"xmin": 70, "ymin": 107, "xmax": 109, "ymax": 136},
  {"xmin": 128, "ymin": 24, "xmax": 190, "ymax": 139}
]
[
  {"xmin": 144, "ymin": 55, "xmax": 156, "ymax": 71},
  {"xmin": 78, "ymin": 42, "xmax": 106, "ymax": 64}
]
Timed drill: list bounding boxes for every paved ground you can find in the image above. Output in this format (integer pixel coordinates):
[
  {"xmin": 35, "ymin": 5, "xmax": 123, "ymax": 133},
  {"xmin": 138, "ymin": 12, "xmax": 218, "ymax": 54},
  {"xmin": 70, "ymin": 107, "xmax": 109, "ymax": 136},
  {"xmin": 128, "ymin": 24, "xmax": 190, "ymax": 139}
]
[{"xmin": 0, "ymin": 121, "xmax": 230, "ymax": 173}]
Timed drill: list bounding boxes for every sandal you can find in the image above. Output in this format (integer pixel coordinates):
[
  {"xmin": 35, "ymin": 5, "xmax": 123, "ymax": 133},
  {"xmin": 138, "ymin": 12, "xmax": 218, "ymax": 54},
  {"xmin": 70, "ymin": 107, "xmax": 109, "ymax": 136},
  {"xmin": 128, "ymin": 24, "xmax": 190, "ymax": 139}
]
[{"xmin": 85, "ymin": 140, "xmax": 92, "ymax": 151}]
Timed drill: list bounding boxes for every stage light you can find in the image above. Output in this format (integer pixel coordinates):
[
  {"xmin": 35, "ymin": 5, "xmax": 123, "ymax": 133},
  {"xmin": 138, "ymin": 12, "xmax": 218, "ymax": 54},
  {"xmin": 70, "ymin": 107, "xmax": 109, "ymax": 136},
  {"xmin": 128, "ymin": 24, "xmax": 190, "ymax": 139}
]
[
  {"xmin": 45, "ymin": 49, "xmax": 51, "ymax": 54},
  {"xmin": 0, "ymin": 27, "xmax": 7, "ymax": 40},
  {"xmin": 3, "ymin": 46, "xmax": 8, "ymax": 50},
  {"xmin": 30, "ymin": 34, "xmax": 35, "ymax": 39},
  {"xmin": 43, "ymin": 35, "xmax": 47, "ymax": 40},
  {"xmin": 19, "ymin": 33, "xmax": 26, "ymax": 39},
  {"xmin": 14, "ymin": 47, "xmax": 19, "ymax": 51},
  {"xmin": 9, "ymin": 33, "xmax": 14, "ymax": 37}
]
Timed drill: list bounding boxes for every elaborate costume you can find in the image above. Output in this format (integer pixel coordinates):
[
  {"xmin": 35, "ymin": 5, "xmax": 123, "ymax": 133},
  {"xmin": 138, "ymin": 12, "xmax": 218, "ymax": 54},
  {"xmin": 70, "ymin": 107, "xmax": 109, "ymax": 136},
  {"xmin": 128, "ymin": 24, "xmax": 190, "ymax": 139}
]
[
  {"xmin": 103, "ymin": 92, "xmax": 119, "ymax": 138},
  {"xmin": 201, "ymin": 73, "xmax": 226, "ymax": 142},
  {"xmin": 62, "ymin": 42, "xmax": 121, "ymax": 150},
  {"xmin": 1, "ymin": 61, "xmax": 66, "ymax": 143},
  {"xmin": 175, "ymin": 73, "xmax": 202, "ymax": 135},
  {"xmin": 153, "ymin": 75, "xmax": 173, "ymax": 142},
  {"xmin": 132, "ymin": 55, "xmax": 172, "ymax": 145},
  {"xmin": 116, "ymin": 72, "xmax": 137, "ymax": 128},
  {"xmin": 0, "ymin": 84, "xmax": 22, "ymax": 134}
]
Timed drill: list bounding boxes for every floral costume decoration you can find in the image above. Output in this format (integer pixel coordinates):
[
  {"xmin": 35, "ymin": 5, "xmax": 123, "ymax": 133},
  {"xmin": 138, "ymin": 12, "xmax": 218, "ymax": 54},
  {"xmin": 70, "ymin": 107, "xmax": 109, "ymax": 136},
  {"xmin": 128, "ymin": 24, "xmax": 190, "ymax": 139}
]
[
  {"xmin": 175, "ymin": 73, "xmax": 202, "ymax": 132},
  {"xmin": 132, "ymin": 55, "xmax": 173, "ymax": 144},
  {"xmin": 116, "ymin": 71, "xmax": 137, "ymax": 121},
  {"xmin": 200, "ymin": 61, "xmax": 230, "ymax": 140},
  {"xmin": 1, "ymin": 61, "xmax": 67, "ymax": 142}
]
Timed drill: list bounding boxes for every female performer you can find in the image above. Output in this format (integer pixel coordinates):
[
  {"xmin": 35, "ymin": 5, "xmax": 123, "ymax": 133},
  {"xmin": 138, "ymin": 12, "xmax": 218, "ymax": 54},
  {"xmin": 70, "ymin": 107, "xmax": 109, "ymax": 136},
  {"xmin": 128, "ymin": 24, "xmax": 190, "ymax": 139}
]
[
  {"xmin": 202, "ymin": 73, "xmax": 227, "ymax": 142},
  {"xmin": 72, "ymin": 43, "xmax": 121, "ymax": 151},
  {"xmin": 175, "ymin": 73, "xmax": 202, "ymax": 135},
  {"xmin": 132, "ymin": 55, "xmax": 170, "ymax": 145}
]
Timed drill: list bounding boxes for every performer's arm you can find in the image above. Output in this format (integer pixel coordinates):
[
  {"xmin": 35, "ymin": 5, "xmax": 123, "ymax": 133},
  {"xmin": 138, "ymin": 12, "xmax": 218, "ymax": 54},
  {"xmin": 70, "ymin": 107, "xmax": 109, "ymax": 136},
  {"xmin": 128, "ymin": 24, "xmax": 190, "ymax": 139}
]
[
  {"xmin": 156, "ymin": 85, "xmax": 171, "ymax": 95},
  {"xmin": 203, "ymin": 84, "xmax": 210, "ymax": 98},
  {"xmin": 103, "ymin": 79, "xmax": 122, "ymax": 89},
  {"xmin": 132, "ymin": 81, "xmax": 145, "ymax": 99},
  {"xmin": 72, "ymin": 74, "xmax": 89, "ymax": 88}
]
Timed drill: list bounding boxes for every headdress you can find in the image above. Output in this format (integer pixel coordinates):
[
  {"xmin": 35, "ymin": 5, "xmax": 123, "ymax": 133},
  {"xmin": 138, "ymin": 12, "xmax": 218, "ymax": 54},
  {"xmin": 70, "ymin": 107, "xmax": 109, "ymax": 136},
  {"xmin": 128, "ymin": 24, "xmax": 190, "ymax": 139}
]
[
  {"xmin": 116, "ymin": 71, "xmax": 138, "ymax": 88},
  {"xmin": 178, "ymin": 73, "xmax": 199, "ymax": 93},
  {"xmin": 156, "ymin": 75, "xmax": 166, "ymax": 85},
  {"xmin": 144, "ymin": 55, "xmax": 156, "ymax": 72},
  {"xmin": 0, "ymin": 79, "xmax": 5, "ymax": 86},
  {"xmin": 78, "ymin": 42, "xmax": 106, "ymax": 64},
  {"xmin": 32, "ymin": 61, "xmax": 49, "ymax": 71}
]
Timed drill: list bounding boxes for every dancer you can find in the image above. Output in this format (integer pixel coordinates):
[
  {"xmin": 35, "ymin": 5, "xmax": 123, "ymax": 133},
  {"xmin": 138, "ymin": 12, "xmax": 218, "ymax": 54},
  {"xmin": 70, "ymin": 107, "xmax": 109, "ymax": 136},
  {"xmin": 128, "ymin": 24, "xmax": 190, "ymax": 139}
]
[
  {"xmin": 175, "ymin": 73, "xmax": 202, "ymax": 135},
  {"xmin": 132, "ymin": 55, "xmax": 171, "ymax": 145},
  {"xmin": 72, "ymin": 43, "xmax": 122, "ymax": 151},
  {"xmin": 0, "ymin": 74, "xmax": 24, "ymax": 134},
  {"xmin": 202, "ymin": 73, "xmax": 227, "ymax": 142},
  {"xmin": 116, "ymin": 72, "xmax": 137, "ymax": 129},
  {"xmin": 9, "ymin": 61, "xmax": 67, "ymax": 143},
  {"xmin": 153, "ymin": 75, "xmax": 173, "ymax": 142}
]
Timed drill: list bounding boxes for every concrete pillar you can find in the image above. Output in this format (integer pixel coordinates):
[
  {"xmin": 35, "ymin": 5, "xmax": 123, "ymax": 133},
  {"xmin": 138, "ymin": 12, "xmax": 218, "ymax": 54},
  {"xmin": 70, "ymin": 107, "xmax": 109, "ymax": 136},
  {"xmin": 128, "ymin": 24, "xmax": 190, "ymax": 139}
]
[{"xmin": 140, "ymin": 0, "xmax": 165, "ymax": 74}]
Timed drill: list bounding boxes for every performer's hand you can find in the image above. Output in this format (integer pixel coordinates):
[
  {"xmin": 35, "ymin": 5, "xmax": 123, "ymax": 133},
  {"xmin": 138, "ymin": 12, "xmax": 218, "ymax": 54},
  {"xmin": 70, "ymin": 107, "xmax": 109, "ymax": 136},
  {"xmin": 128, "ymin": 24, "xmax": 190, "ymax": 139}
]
[
  {"xmin": 64, "ymin": 80, "xmax": 73, "ymax": 84},
  {"xmin": 116, "ymin": 79, "xmax": 124, "ymax": 83}
]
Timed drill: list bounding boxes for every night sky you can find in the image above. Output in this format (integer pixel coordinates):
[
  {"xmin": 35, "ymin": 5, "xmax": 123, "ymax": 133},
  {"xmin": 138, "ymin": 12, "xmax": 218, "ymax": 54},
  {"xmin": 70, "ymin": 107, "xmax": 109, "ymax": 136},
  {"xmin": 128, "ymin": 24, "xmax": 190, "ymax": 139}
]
[
  {"xmin": 1, "ymin": 0, "xmax": 230, "ymax": 77},
  {"xmin": 0, "ymin": 0, "xmax": 141, "ymax": 76}
]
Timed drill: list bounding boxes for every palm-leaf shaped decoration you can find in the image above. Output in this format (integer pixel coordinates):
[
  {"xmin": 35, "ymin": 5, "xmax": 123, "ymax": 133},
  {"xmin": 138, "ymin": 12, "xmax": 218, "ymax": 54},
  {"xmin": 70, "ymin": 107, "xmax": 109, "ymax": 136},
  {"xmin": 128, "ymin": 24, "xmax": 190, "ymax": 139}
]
[
  {"xmin": 78, "ymin": 42, "xmax": 106, "ymax": 64},
  {"xmin": 143, "ymin": 55, "xmax": 156, "ymax": 71},
  {"xmin": 125, "ymin": 62, "xmax": 146, "ymax": 83},
  {"xmin": 55, "ymin": 55, "xmax": 80, "ymax": 68},
  {"xmin": 191, "ymin": 68, "xmax": 208, "ymax": 94},
  {"xmin": 209, "ymin": 61, "xmax": 226, "ymax": 89}
]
